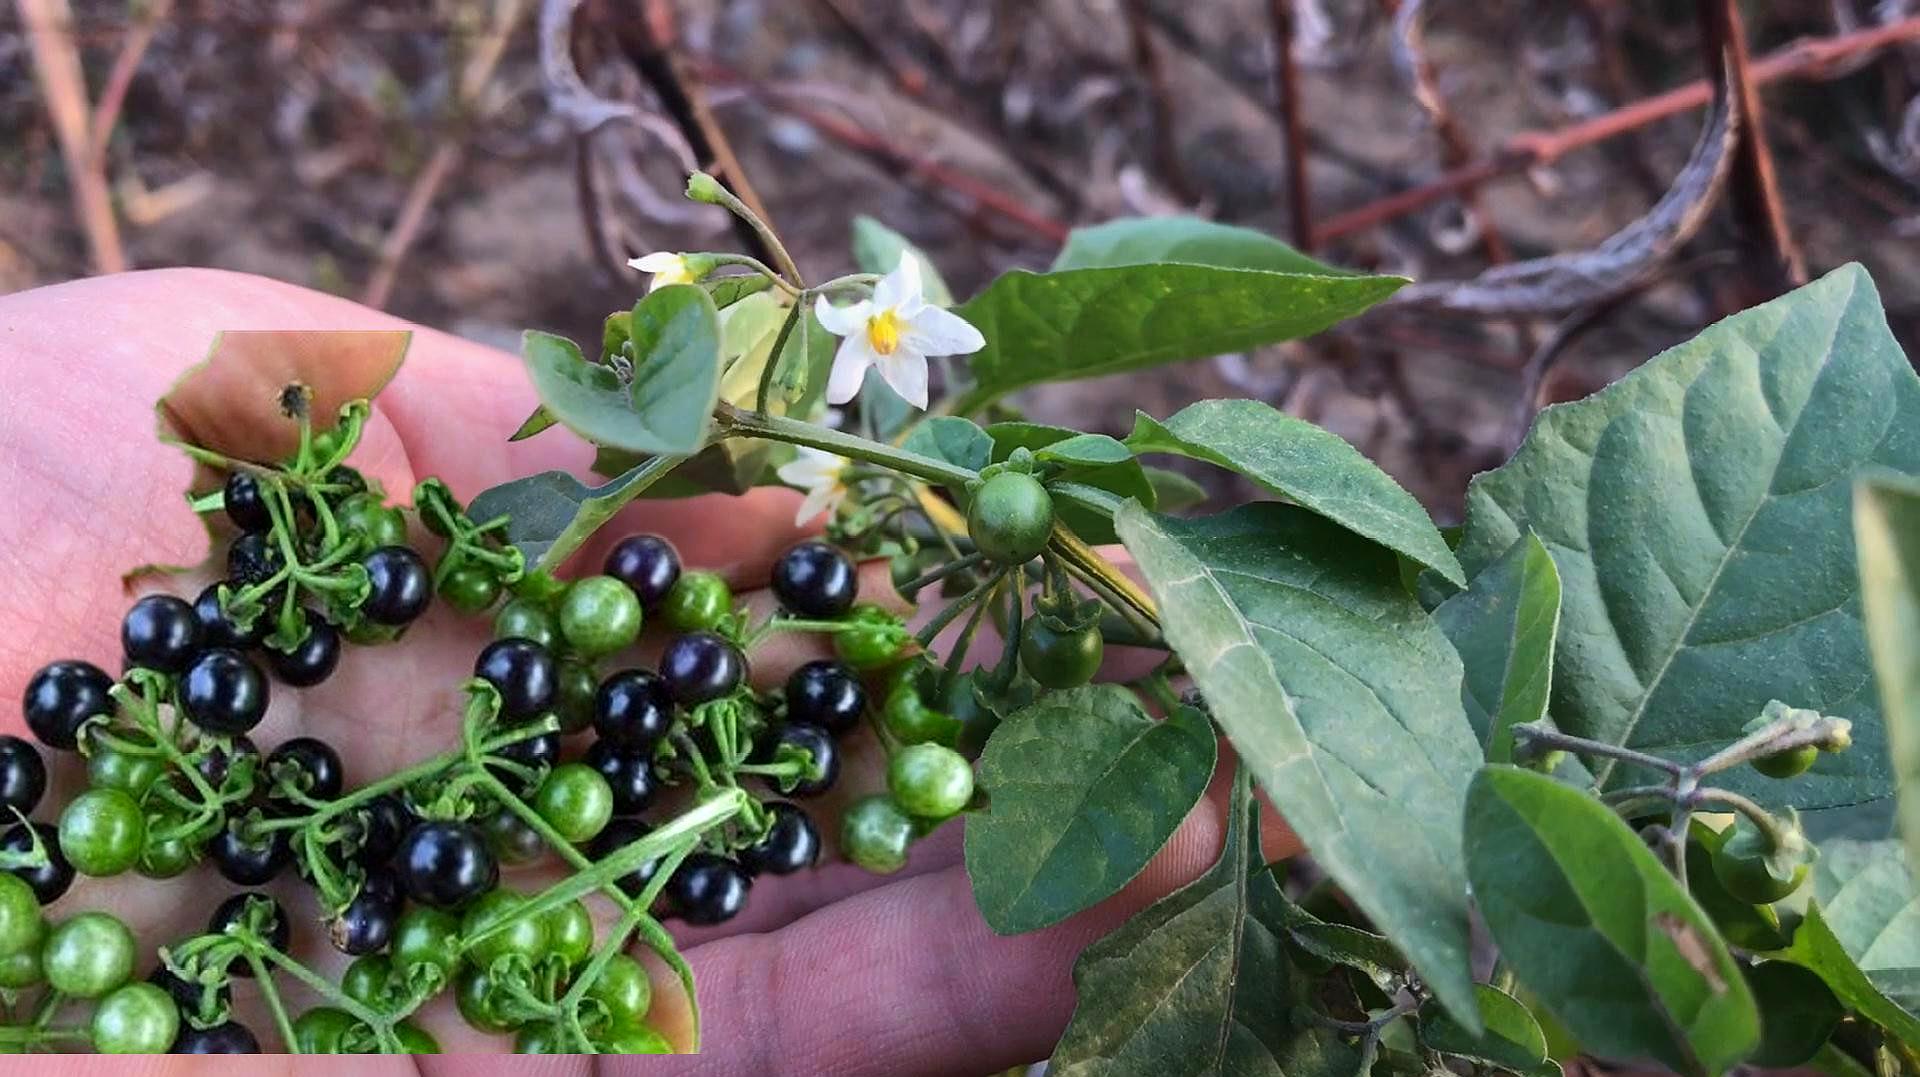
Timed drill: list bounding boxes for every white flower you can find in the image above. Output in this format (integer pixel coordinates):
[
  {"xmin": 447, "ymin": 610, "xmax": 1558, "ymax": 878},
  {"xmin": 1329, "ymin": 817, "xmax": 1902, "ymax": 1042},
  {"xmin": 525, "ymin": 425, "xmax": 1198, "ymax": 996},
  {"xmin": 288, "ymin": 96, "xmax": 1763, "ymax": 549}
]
[
  {"xmin": 628, "ymin": 251, "xmax": 694, "ymax": 291},
  {"xmin": 776, "ymin": 446, "xmax": 850, "ymax": 527},
  {"xmin": 813, "ymin": 253, "xmax": 985, "ymax": 410}
]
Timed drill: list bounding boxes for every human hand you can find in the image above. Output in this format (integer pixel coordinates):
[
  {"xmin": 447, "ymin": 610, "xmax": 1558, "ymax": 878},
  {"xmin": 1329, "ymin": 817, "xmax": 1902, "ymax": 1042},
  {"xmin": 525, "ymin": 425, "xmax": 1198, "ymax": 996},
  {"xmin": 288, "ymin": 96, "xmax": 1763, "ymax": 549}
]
[{"xmin": 0, "ymin": 268, "xmax": 1293, "ymax": 1070}]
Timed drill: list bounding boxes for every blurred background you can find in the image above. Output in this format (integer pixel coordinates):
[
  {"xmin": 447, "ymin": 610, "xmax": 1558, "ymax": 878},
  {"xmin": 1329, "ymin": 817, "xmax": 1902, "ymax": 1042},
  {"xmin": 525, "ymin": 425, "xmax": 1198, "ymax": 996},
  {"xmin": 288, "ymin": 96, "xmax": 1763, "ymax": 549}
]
[{"xmin": 4, "ymin": 0, "xmax": 1919, "ymax": 518}]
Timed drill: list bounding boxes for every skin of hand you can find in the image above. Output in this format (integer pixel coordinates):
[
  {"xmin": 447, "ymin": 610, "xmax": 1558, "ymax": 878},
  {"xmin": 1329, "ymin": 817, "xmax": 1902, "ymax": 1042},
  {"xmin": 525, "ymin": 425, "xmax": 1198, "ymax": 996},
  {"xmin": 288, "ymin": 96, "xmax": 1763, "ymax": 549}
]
[{"xmin": 0, "ymin": 268, "xmax": 1298, "ymax": 1072}]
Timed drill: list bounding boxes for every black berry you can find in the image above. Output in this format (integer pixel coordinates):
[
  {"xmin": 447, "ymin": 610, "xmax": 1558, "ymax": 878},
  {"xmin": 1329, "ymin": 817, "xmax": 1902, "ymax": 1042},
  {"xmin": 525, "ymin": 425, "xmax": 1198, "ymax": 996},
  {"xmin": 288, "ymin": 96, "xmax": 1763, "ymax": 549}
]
[
  {"xmin": 766, "ymin": 722, "xmax": 839, "ymax": 797},
  {"xmin": 173, "ymin": 1020, "xmax": 260, "ymax": 1053},
  {"xmin": 268, "ymin": 737, "xmax": 344, "ymax": 800},
  {"xmin": 396, "ymin": 821, "xmax": 496, "ymax": 909},
  {"xmin": 605, "ymin": 534, "xmax": 682, "ymax": 608},
  {"xmin": 208, "ymin": 892, "xmax": 290, "ymax": 976},
  {"xmin": 23, "ymin": 660, "xmax": 113, "ymax": 751},
  {"xmin": 264, "ymin": 618, "xmax": 340, "ymax": 687},
  {"xmin": 121, "ymin": 594, "xmax": 203, "ymax": 673},
  {"xmin": 180, "ymin": 650, "xmax": 269, "ymax": 735},
  {"xmin": 353, "ymin": 794, "xmax": 412, "ymax": 866},
  {"xmin": 593, "ymin": 669, "xmax": 673, "ymax": 749},
  {"xmin": 192, "ymin": 584, "xmax": 263, "ymax": 651},
  {"xmin": 473, "ymin": 638, "xmax": 557, "ymax": 721},
  {"xmin": 771, "ymin": 541, "xmax": 859, "ymax": 618},
  {"xmin": 669, "ymin": 854, "xmax": 750, "ymax": 925},
  {"xmin": 584, "ymin": 740, "xmax": 658, "ymax": 816},
  {"xmin": 329, "ymin": 870, "xmax": 400, "ymax": 956},
  {"xmin": 223, "ymin": 472, "xmax": 272, "ymax": 532},
  {"xmin": 0, "ymin": 736, "xmax": 46, "ymax": 816},
  {"xmin": 784, "ymin": 660, "xmax": 866, "ymax": 735},
  {"xmin": 739, "ymin": 802, "xmax": 820, "ymax": 876},
  {"xmin": 362, "ymin": 546, "xmax": 431, "ymax": 626},
  {"xmin": 660, "ymin": 632, "xmax": 744, "ymax": 705},
  {"xmin": 0, "ymin": 822, "xmax": 72, "ymax": 904},
  {"xmin": 210, "ymin": 821, "xmax": 291, "ymax": 886},
  {"xmin": 226, "ymin": 532, "xmax": 280, "ymax": 588}
]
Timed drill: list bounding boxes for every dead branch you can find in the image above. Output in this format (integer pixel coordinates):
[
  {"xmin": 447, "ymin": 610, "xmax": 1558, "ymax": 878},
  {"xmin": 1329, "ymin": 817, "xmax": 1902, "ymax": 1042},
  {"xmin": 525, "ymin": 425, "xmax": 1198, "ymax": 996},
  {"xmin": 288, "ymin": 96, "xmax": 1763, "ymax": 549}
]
[
  {"xmin": 1319, "ymin": 16, "xmax": 1920, "ymax": 241},
  {"xmin": 19, "ymin": 0, "xmax": 126, "ymax": 274},
  {"xmin": 1696, "ymin": 0, "xmax": 1808, "ymax": 293},
  {"xmin": 1267, "ymin": 0, "xmax": 1315, "ymax": 251},
  {"xmin": 1386, "ymin": 0, "xmax": 1512, "ymax": 264}
]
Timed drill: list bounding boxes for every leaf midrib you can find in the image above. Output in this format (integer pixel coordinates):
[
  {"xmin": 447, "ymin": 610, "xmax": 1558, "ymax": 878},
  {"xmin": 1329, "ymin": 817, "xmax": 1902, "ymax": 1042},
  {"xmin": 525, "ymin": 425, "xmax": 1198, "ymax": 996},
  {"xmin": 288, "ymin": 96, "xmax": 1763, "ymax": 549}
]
[{"xmin": 1597, "ymin": 274, "xmax": 1855, "ymax": 785}]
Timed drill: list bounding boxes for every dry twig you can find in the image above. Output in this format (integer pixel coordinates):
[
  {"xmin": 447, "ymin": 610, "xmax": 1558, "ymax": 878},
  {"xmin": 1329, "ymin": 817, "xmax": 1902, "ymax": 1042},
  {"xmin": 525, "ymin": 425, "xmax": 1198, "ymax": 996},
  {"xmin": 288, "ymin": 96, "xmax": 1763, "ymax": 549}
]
[
  {"xmin": 18, "ymin": 0, "xmax": 126, "ymax": 273},
  {"xmin": 1267, "ymin": 0, "xmax": 1315, "ymax": 251},
  {"xmin": 1695, "ymin": 0, "xmax": 1808, "ymax": 293}
]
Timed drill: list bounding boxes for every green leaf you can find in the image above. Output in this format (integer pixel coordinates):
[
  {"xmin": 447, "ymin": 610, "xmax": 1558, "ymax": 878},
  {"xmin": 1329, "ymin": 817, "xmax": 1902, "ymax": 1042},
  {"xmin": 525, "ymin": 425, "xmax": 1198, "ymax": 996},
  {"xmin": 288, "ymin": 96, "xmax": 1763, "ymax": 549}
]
[
  {"xmin": 1128, "ymin": 400, "xmax": 1463, "ymax": 586},
  {"xmin": 522, "ymin": 285, "xmax": 722, "ymax": 457},
  {"xmin": 1433, "ymin": 533, "xmax": 1562, "ymax": 761},
  {"xmin": 1453, "ymin": 264, "xmax": 1918, "ymax": 810},
  {"xmin": 1744, "ymin": 961, "xmax": 1843, "ymax": 1067},
  {"xmin": 901, "ymin": 416, "xmax": 993, "ymax": 472},
  {"xmin": 1856, "ymin": 477, "xmax": 1920, "ymax": 875},
  {"xmin": 1808, "ymin": 839, "xmax": 1920, "ymax": 1020},
  {"xmin": 965, "ymin": 688, "xmax": 1217, "ymax": 935},
  {"xmin": 1050, "ymin": 769, "xmax": 1358, "ymax": 1076},
  {"xmin": 1273, "ymin": 894, "xmax": 1409, "ymax": 993},
  {"xmin": 1417, "ymin": 985, "xmax": 1549, "ymax": 1073},
  {"xmin": 1115, "ymin": 502, "xmax": 1482, "ymax": 1025},
  {"xmin": 1052, "ymin": 216, "xmax": 1358, "ymax": 277},
  {"xmin": 1464, "ymin": 766, "xmax": 1759, "ymax": 1076},
  {"xmin": 702, "ymin": 273, "xmax": 775, "ymax": 309},
  {"xmin": 987, "ymin": 421, "xmax": 1155, "ymax": 544},
  {"xmin": 852, "ymin": 216, "xmax": 953, "ymax": 306},
  {"xmin": 953, "ymin": 265, "xmax": 1404, "ymax": 413},
  {"xmin": 468, "ymin": 456, "xmax": 684, "ymax": 572},
  {"xmin": 1769, "ymin": 902, "xmax": 1920, "ymax": 1042},
  {"xmin": 1143, "ymin": 466, "xmax": 1209, "ymax": 512},
  {"xmin": 1036, "ymin": 433, "xmax": 1133, "ymax": 469},
  {"xmin": 509, "ymin": 405, "xmax": 556, "ymax": 442},
  {"xmin": 1683, "ymin": 821, "xmax": 1788, "ymax": 951}
]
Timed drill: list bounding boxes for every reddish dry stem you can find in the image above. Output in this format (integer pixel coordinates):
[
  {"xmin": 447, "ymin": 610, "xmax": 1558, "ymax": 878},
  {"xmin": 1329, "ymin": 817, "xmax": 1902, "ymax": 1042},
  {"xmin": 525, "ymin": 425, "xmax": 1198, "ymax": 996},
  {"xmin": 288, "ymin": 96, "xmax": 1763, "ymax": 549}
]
[{"xmin": 1267, "ymin": 0, "xmax": 1315, "ymax": 251}]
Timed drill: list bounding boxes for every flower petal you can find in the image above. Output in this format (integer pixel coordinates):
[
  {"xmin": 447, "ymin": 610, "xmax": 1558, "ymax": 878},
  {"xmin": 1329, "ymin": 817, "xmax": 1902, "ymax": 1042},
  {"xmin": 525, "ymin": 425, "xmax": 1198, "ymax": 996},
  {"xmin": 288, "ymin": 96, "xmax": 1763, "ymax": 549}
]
[
  {"xmin": 903, "ymin": 305, "xmax": 987, "ymax": 357},
  {"xmin": 793, "ymin": 483, "xmax": 843, "ymax": 527},
  {"xmin": 630, "ymin": 251, "xmax": 682, "ymax": 273},
  {"xmin": 814, "ymin": 295, "xmax": 871, "ymax": 338},
  {"xmin": 825, "ymin": 336, "xmax": 875, "ymax": 405},
  {"xmin": 875, "ymin": 349, "xmax": 930, "ymax": 410},
  {"xmin": 873, "ymin": 251, "xmax": 923, "ymax": 312}
]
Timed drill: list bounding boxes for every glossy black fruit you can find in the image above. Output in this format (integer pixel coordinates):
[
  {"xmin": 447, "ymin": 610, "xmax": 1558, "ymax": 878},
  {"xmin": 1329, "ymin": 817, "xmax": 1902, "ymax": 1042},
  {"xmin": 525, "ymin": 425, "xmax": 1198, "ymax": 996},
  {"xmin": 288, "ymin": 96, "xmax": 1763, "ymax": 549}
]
[
  {"xmin": 329, "ymin": 870, "xmax": 400, "ymax": 956},
  {"xmin": 267, "ymin": 737, "xmax": 343, "ymax": 800},
  {"xmin": 172, "ymin": 1019, "xmax": 261, "ymax": 1053},
  {"xmin": 588, "ymin": 818, "xmax": 664, "ymax": 898},
  {"xmin": 1, "ymin": 822, "xmax": 72, "ymax": 904},
  {"xmin": 396, "ymin": 822, "xmax": 496, "ymax": 910},
  {"xmin": 122, "ymin": 595, "xmax": 202, "ymax": 673},
  {"xmin": 226, "ymin": 532, "xmax": 279, "ymax": 588},
  {"xmin": 584, "ymin": 740, "xmax": 658, "ymax": 816},
  {"xmin": 669, "ymin": 854, "xmax": 750, "ymax": 925},
  {"xmin": 362, "ymin": 546, "xmax": 431, "ymax": 626},
  {"xmin": 353, "ymin": 794, "xmax": 412, "ymax": 866},
  {"xmin": 659, "ymin": 632, "xmax": 744, "ymax": 705},
  {"xmin": 739, "ymin": 802, "xmax": 819, "ymax": 876},
  {"xmin": 208, "ymin": 893, "xmax": 290, "ymax": 976},
  {"xmin": 0, "ymin": 736, "xmax": 46, "ymax": 816},
  {"xmin": 223, "ymin": 472, "xmax": 272, "ymax": 532},
  {"xmin": 765, "ymin": 722, "xmax": 839, "ymax": 797},
  {"xmin": 488, "ymin": 730, "xmax": 559, "ymax": 794},
  {"xmin": 22, "ymin": 660, "xmax": 114, "ymax": 750},
  {"xmin": 196, "ymin": 736, "xmax": 259, "ymax": 788},
  {"xmin": 210, "ymin": 822, "xmax": 291, "ymax": 886},
  {"xmin": 180, "ymin": 650, "xmax": 269, "ymax": 735},
  {"xmin": 473, "ymin": 639, "xmax": 557, "ymax": 721},
  {"xmin": 783, "ymin": 660, "xmax": 865, "ymax": 735},
  {"xmin": 771, "ymin": 541, "xmax": 859, "ymax": 618},
  {"xmin": 604, "ymin": 534, "xmax": 682, "ymax": 609},
  {"xmin": 264, "ymin": 619, "xmax": 340, "ymax": 687},
  {"xmin": 192, "ymin": 584, "xmax": 263, "ymax": 651},
  {"xmin": 593, "ymin": 669, "xmax": 673, "ymax": 749}
]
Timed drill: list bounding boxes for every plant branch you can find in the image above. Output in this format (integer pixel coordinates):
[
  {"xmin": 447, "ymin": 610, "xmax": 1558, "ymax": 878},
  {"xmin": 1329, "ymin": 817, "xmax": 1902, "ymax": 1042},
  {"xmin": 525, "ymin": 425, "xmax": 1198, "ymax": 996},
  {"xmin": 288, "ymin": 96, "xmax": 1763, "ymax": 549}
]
[
  {"xmin": 1694, "ymin": 0, "xmax": 1807, "ymax": 294},
  {"xmin": 1266, "ymin": 0, "xmax": 1314, "ymax": 251}
]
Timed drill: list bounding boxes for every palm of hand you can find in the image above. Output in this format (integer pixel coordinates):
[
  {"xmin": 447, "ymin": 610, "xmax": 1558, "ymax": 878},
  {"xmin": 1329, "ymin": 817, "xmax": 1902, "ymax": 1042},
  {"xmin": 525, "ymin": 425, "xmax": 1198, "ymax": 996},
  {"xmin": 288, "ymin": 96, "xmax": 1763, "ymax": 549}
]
[{"xmin": 0, "ymin": 269, "xmax": 1254, "ymax": 1072}]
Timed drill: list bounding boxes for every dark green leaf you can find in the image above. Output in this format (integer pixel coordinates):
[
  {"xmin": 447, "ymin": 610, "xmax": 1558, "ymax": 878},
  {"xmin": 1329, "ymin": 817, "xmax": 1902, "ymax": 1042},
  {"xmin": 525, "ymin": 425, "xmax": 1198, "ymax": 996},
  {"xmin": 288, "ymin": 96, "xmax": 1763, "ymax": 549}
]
[
  {"xmin": 702, "ymin": 273, "xmax": 775, "ymax": 309},
  {"xmin": 965, "ymin": 688, "xmax": 1217, "ymax": 935},
  {"xmin": 1745, "ymin": 961, "xmax": 1843, "ymax": 1067},
  {"xmin": 1856, "ymin": 477, "xmax": 1920, "ymax": 871},
  {"xmin": 521, "ymin": 331, "xmax": 636, "ymax": 449},
  {"xmin": 1807, "ymin": 839, "xmax": 1920, "ymax": 1020},
  {"xmin": 1128, "ymin": 400, "xmax": 1463, "ymax": 586},
  {"xmin": 987, "ymin": 421, "xmax": 1155, "ymax": 544},
  {"xmin": 1417, "ymin": 985, "xmax": 1549, "ymax": 1073},
  {"xmin": 901, "ymin": 416, "xmax": 993, "ymax": 472},
  {"xmin": 953, "ymin": 265, "xmax": 1404, "ymax": 413},
  {"xmin": 468, "ymin": 456, "xmax": 682, "ymax": 572},
  {"xmin": 1115, "ymin": 502, "xmax": 1481, "ymax": 1025},
  {"xmin": 1464, "ymin": 766, "xmax": 1759, "ymax": 1076},
  {"xmin": 1433, "ymin": 533, "xmax": 1562, "ymax": 761},
  {"xmin": 1273, "ymin": 892, "xmax": 1409, "ymax": 993},
  {"xmin": 1769, "ymin": 902, "xmax": 1920, "ymax": 1042},
  {"xmin": 1050, "ymin": 769, "xmax": 1358, "ymax": 1076},
  {"xmin": 852, "ymin": 216, "xmax": 953, "ymax": 306},
  {"xmin": 1143, "ymin": 466, "xmax": 1209, "ymax": 512},
  {"xmin": 1036, "ymin": 433, "xmax": 1133, "ymax": 469},
  {"xmin": 1454, "ymin": 264, "xmax": 1916, "ymax": 810},
  {"xmin": 1052, "ymin": 216, "xmax": 1358, "ymax": 277}
]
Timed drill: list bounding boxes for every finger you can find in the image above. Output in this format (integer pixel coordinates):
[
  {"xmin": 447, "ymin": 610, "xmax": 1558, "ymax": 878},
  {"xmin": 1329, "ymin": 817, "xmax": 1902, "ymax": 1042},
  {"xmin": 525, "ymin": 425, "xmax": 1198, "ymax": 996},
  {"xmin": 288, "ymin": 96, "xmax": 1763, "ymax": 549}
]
[{"xmin": 639, "ymin": 764, "xmax": 1299, "ymax": 1071}]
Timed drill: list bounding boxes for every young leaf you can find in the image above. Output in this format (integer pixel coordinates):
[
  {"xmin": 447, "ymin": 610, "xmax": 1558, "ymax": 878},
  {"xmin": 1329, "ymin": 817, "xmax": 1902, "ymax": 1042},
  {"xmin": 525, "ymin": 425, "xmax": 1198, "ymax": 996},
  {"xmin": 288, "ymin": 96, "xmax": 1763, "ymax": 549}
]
[
  {"xmin": 1115, "ymin": 501, "xmax": 1482, "ymax": 1025},
  {"xmin": 1035, "ymin": 433, "xmax": 1133, "ymax": 469},
  {"xmin": 851, "ymin": 216, "xmax": 953, "ymax": 306},
  {"xmin": 900, "ymin": 416, "xmax": 993, "ymax": 473},
  {"xmin": 702, "ymin": 273, "xmax": 775, "ymax": 310},
  {"xmin": 952, "ymin": 264, "xmax": 1404, "ymax": 413},
  {"xmin": 1049, "ymin": 769, "xmax": 1358, "ymax": 1076},
  {"xmin": 1454, "ymin": 264, "xmax": 1917, "ymax": 810},
  {"xmin": 1856, "ymin": 477, "xmax": 1920, "ymax": 874},
  {"xmin": 1433, "ymin": 532, "xmax": 1562, "ymax": 761},
  {"xmin": 964, "ymin": 689, "xmax": 1216, "ymax": 935},
  {"xmin": 988, "ymin": 421, "xmax": 1156, "ymax": 544},
  {"xmin": 1128, "ymin": 400, "xmax": 1464, "ymax": 586},
  {"xmin": 467, "ymin": 456, "xmax": 683, "ymax": 572},
  {"xmin": 1143, "ymin": 466, "xmax": 1208, "ymax": 512},
  {"xmin": 1417, "ymin": 985, "xmax": 1550, "ymax": 1073},
  {"xmin": 1274, "ymin": 894, "xmax": 1409, "ymax": 993},
  {"xmin": 1464, "ymin": 766, "xmax": 1759, "ymax": 1076},
  {"xmin": 1052, "ymin": 216, "xmax": 1358, "ymax": 277},
  {"xmin": 1768, "ymin": 903, "xmax": 1920, "ymax": 1042},
  {"xmin": 521, "ymin": 284, "xmax": 723, "ymax": 457}
]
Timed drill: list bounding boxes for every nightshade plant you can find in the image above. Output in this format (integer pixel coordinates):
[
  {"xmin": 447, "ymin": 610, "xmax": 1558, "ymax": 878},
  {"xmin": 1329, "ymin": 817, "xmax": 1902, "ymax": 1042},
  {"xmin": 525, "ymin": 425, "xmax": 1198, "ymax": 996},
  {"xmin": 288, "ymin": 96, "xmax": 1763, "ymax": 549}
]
[{"xmin": 5, "ymin": 169, "xmax": 1920, "ymax": 1071}]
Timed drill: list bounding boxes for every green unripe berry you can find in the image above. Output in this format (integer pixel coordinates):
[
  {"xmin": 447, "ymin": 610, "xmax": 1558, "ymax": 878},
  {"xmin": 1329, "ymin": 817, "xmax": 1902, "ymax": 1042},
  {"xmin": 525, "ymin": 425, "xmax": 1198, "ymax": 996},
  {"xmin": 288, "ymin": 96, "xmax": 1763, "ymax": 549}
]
[
  {"xmin": 558, "ymin": 576, "xmax": 643, "ymax": 658},
  {"xmin": 968, "ymin": 472, "xmax": 1054, "ymax": 564}
]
